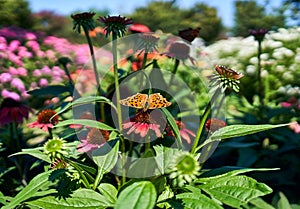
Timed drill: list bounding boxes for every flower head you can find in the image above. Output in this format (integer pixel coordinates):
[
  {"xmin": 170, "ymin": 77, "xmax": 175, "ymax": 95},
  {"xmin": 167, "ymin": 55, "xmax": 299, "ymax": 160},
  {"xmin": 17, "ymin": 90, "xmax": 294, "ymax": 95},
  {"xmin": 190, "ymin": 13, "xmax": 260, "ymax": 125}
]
[
  {"xmin": 27, "ymin": 109, "xmax": 59, "ymax": 132},
  {"xmin": 164, "ymin": 42, "xmax": 195, "ymax": 64},
  {"xmin": 290, "ymin": 121, "xmax": 300, "ymax": 134},
  {"xmin": 176, "ymin": 121, "xmax": 196, "ymax": 144},
  {"xmin": 77, "ymin": 128, "xmax": 110, "ymax": 153},
  {"xmin": 98, "ymin": 15, "xmax": 133, "ymax": 37},
  {"xmin": 167, "ymin": 120, "xmax": 196, "ymax": 144},
  {"xmin": 135, "ymin": 33, "xmax": 160, "ymax": 54},
  {"xmin": 210, "ymin": 65, "xmax": 244, "ymax": 92},
  {"xmin": 168, "ymin": 151, "xmax": 200, "ymax": 187},
  {"xmin": 122, "ymin": 110, "xmax": 163, "ymax": 138},
  {"xmin": 71, "ymin": 12, "xmax": 96, "ymax": 33},
  {"xmin": 249, "ymin": 28, "xmax": 268, "ymax": 42},
  {"xmin": 51, "ymin": 158, "xmax": 67, "ymax": 170},
  {"xmin": 205, "ymin": 118, "xmax": 226, "ymax": 132},
  {"xmin": 44, "ymin": 137, "xmax": 68, "ymax": 159},
  {"xmin": 178, "ymin": 27, "xmax": 201, "ymax": 43},
  {"xmin": 0, "ymin": 98, "xmax": 31, "ymax": 126}
]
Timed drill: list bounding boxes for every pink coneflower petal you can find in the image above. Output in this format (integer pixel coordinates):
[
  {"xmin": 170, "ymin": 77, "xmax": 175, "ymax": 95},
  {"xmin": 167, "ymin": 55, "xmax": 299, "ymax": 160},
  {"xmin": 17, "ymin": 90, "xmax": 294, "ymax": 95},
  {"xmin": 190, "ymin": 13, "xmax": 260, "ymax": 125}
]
[
  {"xmin": 136, "ymin": 123, "xmax": 149, "ymax": 137},
  {"xmin": 149, "ymin": 123, "xmax": 162, "ymax": 137},
  {"xmin": 180, "ymin": 130, "xmax": 192, "ymax": 144}
]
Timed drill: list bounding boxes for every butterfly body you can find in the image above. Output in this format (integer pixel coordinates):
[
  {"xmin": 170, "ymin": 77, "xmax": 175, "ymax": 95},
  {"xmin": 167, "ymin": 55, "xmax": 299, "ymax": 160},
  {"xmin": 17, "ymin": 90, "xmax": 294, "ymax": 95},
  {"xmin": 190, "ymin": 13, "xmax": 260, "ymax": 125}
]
[{"xmin": 120, "ymin": 93, "xmax": 171, "ymax": 111}]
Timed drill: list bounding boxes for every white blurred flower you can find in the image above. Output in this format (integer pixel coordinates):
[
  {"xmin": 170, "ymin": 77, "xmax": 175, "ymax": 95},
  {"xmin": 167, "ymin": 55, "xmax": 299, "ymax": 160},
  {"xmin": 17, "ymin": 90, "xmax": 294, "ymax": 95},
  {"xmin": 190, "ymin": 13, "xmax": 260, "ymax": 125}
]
[
  {"xmin": 276, "ymin": 65, "xmax": 285, "ymax": 72},
  {"xmin": 260, "ymin": 53, "xmax": 269, "ymax": 60},
  {"xmin": 249, "ymin": 57, "xmax": 258, "ymax": 64},
  {"xmin": 246, "ymin": 65, "xmax": 256, "ymax": 75},
  {"xmin": 283, "ymin": 72, "xmax": 294, "ymax": 82},
  {"xmin": 261, "ymin": 70, "xmax": 268, "ymax": 78}
]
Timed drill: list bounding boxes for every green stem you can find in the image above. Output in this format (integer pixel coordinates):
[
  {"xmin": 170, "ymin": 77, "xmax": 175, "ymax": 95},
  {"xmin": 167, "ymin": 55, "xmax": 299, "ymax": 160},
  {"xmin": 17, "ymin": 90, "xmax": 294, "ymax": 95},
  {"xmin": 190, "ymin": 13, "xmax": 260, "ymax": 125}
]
[
  {"xmin": 141, "ymin": 52, "xmax": 148, "ymax": 69},
  {"xmin": 83, "ymin": 26, "xmax": 105, "ymax": 121},
  {"xmin": 190, "ymin": 88, "xmax": 221, "ymax": 154},
  {"xmin": 11, "ymin": 121, "xmax": 27, "ymax": 186},
  {"xmin": 48, "ymin": 128, "xmax": 53, "ymax": 139},
  {"xmin": 93, "ymin": 166, "xmax": 103, "ymax": 190},
  {"xmin": 169, "ymin": 59, "xmax": 180, "ymax": 86},
  {"xmin": 257, "ymin": 40, "xmax": 264, "ymax": 107},
  {"xmin": 83, "ymin": 26, "xmax": 100, "ymax": 88},
  {"xmin": 112, "ymin": 32, "xmax": 126, "ymax": 185}
]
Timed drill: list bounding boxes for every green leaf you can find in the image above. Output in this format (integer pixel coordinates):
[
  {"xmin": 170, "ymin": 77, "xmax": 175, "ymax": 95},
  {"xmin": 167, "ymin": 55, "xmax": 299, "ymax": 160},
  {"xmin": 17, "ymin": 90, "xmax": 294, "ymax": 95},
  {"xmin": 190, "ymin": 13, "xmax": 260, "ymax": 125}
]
[
  {"xmin": 115, "ymin": 181, "xmax": 157, "ymax": 209},
  {"xmin": 161, "ymin": 108, "xmax": 182, "ymax": 149},
  {"xmin": 2, "ymin": 170, "xmax": 55, "ymax": 209},
  {"xmin": 127, "ymin": 149, "xmax": 158, "ymax": 178},
  {"xmin": 176, "ymin": 187, "xmax": 222, "ymax": 209},
  {"xmin": 92, "ymin": 139, "xmax": 119, "ymax": 175},
  {"xmin": 198, "ymin": 175, "xmax": 273, "ymax": 208},
  {"xmin": 249, "ymin": 197, "xmax": 275, "ymax": 209},
  {"xmin": 54, "ymin": 119, "xmax": 116, "ymax": 131},
  {"xmin": 9, "ymin": 148, "xmax": 51, "ymax": 163},
  {"xmin": 277, "ymin": 192, "xmax": 292, "ymax": 209},
  {"xmin": 98, "ymin": 183, "xmax": 118, "ymax": 205},
  {"xmin": 27, "ymin": 85, "xmax": 71, "ymax": 96},
  {"xmin": 26, "ymin": 188, "xmax": 112, "ymax": 209},
  {"xmin": 153, "ymin": 145, "xmax": 179, "ymax": 174},
  {"xmin": 291, "ymin": 204, "xmax": 300, "ymax": 209},
  {"xmin": 197, "ymin": 167, "xmax": 279, "ymax": 183},
  {"xmin": 53, "ymin": 96, "xmax": 116, "ymax": 117},
  {"xmin": 198, "ymin": 123, "xmax": 289, "ymax": 150}
]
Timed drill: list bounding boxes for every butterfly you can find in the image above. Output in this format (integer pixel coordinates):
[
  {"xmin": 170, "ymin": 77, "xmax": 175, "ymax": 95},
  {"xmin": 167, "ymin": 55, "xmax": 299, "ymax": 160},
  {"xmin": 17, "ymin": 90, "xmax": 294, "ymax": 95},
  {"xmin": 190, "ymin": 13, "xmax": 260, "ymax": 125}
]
[
  {"xmin": 120, "ymin": 93, "xmax": 172, "ymax": 111},
  {"xmin": 178, "ymin": 27, "xmax": 201, "ymax": 42}
]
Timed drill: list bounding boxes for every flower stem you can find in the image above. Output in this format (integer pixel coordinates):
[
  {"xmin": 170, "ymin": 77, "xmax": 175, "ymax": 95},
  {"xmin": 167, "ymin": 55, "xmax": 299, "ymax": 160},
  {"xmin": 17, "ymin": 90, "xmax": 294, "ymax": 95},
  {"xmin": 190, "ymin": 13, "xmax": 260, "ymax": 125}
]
[
  {"xmin": 48, "ymin": 128, "xmax": 53, "ymax": 139},
  {"xmin": 11, "ymin": 121, "xmax": 27, "ymax": 186},
  {"xmin": 190, "ymin": 88, "xmax": 221, "ymax": 154},
  {"xmin": 257, "ymin": 40, "xmax": 264, "ymax": 107},
  {"xmin": 93, "ymin": 166, "xmax": 103, "ymax": 190},
  {"xmin": 112, "ymin": 32, "xmax": 126, "ymax": 185},
  {"xmin": 169, "ymin": 59, "xmax": 180, "ymax": 86},
  {"xmin": 142, "ymin": 52, "xmax": 148, "ymax": 69},
  {"xmin": 83, "ymin": 26, "xmax": 100, "ymax": 88}
]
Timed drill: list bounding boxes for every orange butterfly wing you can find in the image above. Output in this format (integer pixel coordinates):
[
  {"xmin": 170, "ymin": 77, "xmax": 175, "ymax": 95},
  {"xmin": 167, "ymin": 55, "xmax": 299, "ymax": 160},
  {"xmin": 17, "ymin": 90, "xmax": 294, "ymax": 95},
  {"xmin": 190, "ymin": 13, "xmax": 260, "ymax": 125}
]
[
  {"xmin": 120, "ymin": 93, "xmax": 148, "ymax": 109},
  {"xmin": 147, "ymin": 93, "xmax": 171, "ymax": 109}
]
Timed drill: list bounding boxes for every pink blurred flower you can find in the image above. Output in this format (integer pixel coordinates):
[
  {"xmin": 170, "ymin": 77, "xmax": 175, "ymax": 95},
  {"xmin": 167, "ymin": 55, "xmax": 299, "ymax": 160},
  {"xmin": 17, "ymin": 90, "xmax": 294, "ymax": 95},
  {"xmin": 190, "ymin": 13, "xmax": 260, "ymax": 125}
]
[
  {"xmin": 281, "ymin": 97, "xmax": 299, "ymax": 108},
  {"xmin": 39, "ymin": 78, "xmax": 48, "ymax": 87},
  {"xmin": 36, "ymin": 50, "xmax": 45, "ymax": 57},
  {"xmin": 290, "ymin": 122, "xmax": 300, "ymax": 134},
  {"xmin": 18, "ymin": 46, "xmax": 32, "ymax": 58},
  {"xmin": 8, "ymin": 67, "xmax": 18, "ymax": 75},
  {"xmin": 25, "ymin": 32, "xmax": 37, "ymax": 40},
  {"xmin": 8, "ymin": 53, "xmax": 23, "ymax": 66},
  {"xmin": 0, "ymin": 73, "xmax": 12, "ymax": 83},
  {"xmin": 52, "ymin": 66, "xmax": 65, "ymax": 77},
  {"xmin": 11, "ymin": 78, "xmax": 25, "ymax": 92},
  {"xmin": 30, "ymin": 82, "xmax": 38, "ymax": 89},
  {"xmin": 0, "ymin": 98, "xmax": 31, "ymax": 126},
  {"xmin": 26, "ymin": 40, "xmax": 40, "ymax": 52},
  {"xmin": 21, "ymin": 91, "xmax": 30, "ymax": 99},
  {"xmin": 45, "ymin": 50, "xmax": 55, "ymax": 59},
  {"xmin": 1, "ymin": 89, "xmax": 20, "ymax": 101},
  {"xmin": 8, "ymin": 40, "xmax": 20, "ymax": 52},
  {"xmin": 41, "ymin": 66, "xmax": 52, "ymax": 75},
  {"xmin": 0, "ymin": 36, "xmax": 7, "ymax": 44},
  {"xmin": 17, "ymin": 67, "xmax": 27, "ymax": 76},
  {"xmin": 32, "ymin": 69, "xmax": 42, "ymax": 77},
  {"xmin": 0, "ymin": 37, "xmax": 7, "ymax": 50}
]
